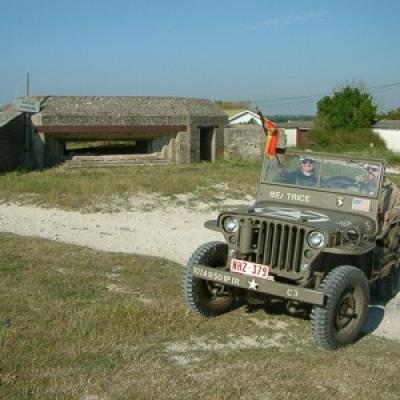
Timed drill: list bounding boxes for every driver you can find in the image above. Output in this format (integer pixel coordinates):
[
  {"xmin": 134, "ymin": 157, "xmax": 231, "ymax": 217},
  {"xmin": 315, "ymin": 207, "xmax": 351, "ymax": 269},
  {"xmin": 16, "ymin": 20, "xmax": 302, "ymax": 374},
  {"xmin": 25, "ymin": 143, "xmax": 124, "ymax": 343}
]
[{"xmin": 285, "ymin": 157, "xmax": 317, "ymax": 187}]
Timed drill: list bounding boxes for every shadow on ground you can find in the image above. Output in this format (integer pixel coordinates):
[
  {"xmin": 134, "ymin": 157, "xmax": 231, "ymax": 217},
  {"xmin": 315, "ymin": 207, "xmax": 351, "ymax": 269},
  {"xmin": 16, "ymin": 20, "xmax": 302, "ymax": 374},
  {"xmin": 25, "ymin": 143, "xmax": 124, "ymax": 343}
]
[
  {"xmin": 362, "ymin": 294, "xmax": 387, "ymax": 335},
  {"xmin": 243, "ymin": 290, "xmax": 394, "ymax": 338}
]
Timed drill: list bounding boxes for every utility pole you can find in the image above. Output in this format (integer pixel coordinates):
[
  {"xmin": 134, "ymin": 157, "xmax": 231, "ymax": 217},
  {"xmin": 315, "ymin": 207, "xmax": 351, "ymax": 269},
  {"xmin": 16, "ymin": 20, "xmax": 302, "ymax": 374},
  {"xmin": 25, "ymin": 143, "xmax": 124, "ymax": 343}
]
[
  {"xmin": 24, "ymin": 72, "xmax": 31, "ymax": 167},
  {"xmin": 25, "ymin": 72, "xmax": 30, "ymax": 97},
  {"xmin": 15, "ymin": 73, "xmax": 40, "ymax": 169}
]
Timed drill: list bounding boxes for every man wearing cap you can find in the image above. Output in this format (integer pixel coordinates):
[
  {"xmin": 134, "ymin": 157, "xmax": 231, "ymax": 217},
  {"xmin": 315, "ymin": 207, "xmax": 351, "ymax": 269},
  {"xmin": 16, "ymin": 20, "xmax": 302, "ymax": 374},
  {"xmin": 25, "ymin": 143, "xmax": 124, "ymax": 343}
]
[
  {"xmin": 359, "ymin": 164, "xmax": 400, "ymax": 224},
  {"xmin": 360, "ymin": 164, "xmax": 380, "ymax": 195},
  {"xmin": 356, "ymin": 163, "xmax": 400, "ymax": 247},
  {"xmin": 285, "ymin": 157, "xmax": 317, "ymax": 187}
]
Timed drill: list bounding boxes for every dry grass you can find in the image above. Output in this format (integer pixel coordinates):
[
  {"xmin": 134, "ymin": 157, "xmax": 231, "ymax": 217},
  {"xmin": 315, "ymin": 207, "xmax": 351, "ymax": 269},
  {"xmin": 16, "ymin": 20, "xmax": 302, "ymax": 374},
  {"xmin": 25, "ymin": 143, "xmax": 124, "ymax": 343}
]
[
  {"xmin": 0, "ymin": 161, "xmax": 260, "ymax": 212},
  {"xmin": 1, "ymin": 233, "xmax": 399, "ymax": 399}
]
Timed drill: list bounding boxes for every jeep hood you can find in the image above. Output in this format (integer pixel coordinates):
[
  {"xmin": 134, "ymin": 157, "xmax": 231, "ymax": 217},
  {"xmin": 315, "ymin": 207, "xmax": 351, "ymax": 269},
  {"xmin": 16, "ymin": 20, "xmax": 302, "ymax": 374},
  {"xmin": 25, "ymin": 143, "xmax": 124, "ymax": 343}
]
[{"xmin": 225, "ymin": 201, "xmax": 377, "ymax": 234}]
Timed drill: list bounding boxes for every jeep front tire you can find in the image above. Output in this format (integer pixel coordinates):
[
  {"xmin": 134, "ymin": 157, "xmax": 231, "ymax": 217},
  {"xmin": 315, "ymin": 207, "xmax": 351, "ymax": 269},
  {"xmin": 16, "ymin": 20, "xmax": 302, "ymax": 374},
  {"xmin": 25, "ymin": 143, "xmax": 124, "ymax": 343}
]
[
  {"xmin": 311, "ymin": 266, "xmax": 369, "ymax": 350},
  {"xmin": 181, "ymin": 241, "xmax": 237, "ymax": 316}
]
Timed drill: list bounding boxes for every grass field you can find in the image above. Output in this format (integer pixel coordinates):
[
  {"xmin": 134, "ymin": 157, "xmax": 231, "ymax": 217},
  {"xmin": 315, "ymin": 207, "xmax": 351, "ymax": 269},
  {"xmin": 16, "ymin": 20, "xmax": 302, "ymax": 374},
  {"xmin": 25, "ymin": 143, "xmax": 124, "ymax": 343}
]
[
  {"xmin": 0, "ymin": 234, "xmax": 399, "ymax": 400},
  {"xmin": 0, "ymin": 161, "xmax": 261, "ymax": 212}
]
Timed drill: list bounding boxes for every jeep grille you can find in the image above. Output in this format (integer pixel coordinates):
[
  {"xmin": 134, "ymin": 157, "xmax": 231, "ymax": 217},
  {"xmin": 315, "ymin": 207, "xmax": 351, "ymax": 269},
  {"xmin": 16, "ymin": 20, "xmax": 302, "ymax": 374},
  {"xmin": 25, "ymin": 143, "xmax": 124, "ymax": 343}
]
[{"xmin": 237, "ymin": 219, "xmax": 308, "ymax": 277}]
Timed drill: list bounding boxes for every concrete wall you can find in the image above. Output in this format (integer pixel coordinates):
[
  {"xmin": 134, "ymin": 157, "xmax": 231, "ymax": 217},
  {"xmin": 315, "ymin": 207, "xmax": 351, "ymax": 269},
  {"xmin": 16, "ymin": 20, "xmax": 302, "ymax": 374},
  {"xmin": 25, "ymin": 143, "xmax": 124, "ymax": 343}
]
[
  {"xmin": 224, "ymin": 125, "xmax": 265, "ymax": 160},
  {"xmin": 152, "ymin": 132, "xmax": 189, "ymax": 163},
  {"xmin": 31, "ymin": 131, "xmax": 46, "ymax": 169},
  {"xmin": 176, "ymin": 131, "xmax": 190, "ymax": 163},
  {"xmin": 152, "ymin": 135, "xmax": 172, "ymax": 158},
  {"xmin": 224, "ymin": 125, "xmax": 291, "ymax": 160},
  {"xmin": 0, "ymin": 112, "xmax": 25, "ymax": 171}
]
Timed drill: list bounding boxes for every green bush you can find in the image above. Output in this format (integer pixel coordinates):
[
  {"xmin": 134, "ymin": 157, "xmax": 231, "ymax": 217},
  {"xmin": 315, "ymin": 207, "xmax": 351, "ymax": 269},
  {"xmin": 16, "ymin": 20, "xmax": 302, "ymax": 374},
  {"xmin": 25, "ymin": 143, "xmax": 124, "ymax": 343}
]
[
  {"xmin": 306, "ymin": 128, "xmax": 387, "ymax": 152},
  {"xmin": 316, "ymin": 86, "xmax": 377, "ymax": 130}
]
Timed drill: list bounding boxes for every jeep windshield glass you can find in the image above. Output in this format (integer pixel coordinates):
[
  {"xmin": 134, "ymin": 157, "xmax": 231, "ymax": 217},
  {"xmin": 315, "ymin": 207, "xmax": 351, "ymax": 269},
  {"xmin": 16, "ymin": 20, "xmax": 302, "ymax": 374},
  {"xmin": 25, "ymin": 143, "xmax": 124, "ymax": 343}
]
[{"xmin": 262, "ymin": 154, "xmax": 381, "ymax": 197}]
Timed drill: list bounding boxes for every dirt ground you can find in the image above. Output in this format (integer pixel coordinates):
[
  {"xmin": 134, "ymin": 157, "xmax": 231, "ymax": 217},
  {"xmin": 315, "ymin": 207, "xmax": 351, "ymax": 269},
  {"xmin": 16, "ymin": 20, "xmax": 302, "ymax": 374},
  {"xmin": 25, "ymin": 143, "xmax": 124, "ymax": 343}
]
[{"xmin": 0, "ymin": 199, "xmax": 399, "ymax": 343}]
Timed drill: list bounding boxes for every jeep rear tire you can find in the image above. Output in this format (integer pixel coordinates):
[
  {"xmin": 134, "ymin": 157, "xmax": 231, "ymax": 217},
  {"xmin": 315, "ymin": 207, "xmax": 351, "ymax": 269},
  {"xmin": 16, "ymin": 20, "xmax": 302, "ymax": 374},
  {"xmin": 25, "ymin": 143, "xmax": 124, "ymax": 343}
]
[
  {"xmin": 377, "ymin": 267, "xmax": 400, "ymax": 301},
  {"xmin": 311, "ymin": 266, "xmax": 369, "ymax": 350},
  {"xmin": 182, "ymin": 241, "xmax": 237, "ymax": 316}
]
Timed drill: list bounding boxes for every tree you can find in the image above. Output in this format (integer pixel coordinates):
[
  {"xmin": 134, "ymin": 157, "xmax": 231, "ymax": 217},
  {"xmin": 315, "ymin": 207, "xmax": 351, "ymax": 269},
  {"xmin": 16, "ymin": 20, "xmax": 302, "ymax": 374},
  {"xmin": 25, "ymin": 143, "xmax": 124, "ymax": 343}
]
[
  {"xmin": 316, "ymin": 86, "xmax": 377, "ymax": 130},
  {"xmin": 378, "ymin": 108, "xmax": 400, "ymax": 120}
]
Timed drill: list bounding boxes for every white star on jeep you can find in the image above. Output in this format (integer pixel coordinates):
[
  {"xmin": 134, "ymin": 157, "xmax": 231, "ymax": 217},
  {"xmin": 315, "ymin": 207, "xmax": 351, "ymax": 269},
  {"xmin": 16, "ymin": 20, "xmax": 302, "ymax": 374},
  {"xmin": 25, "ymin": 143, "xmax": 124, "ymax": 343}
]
[{"xmin": 248, "ymin": 279, "xmax": 258, "ymax": 290}]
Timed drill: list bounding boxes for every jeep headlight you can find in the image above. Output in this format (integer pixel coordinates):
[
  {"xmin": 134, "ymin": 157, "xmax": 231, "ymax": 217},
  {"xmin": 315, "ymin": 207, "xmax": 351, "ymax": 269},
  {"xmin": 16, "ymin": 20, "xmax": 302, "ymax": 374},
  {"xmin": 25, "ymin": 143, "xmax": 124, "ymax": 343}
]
[
  {"xmin": 307, "ymin": 231, "xmax": 325, "ymax": 249},
  {"xmin": 223, "ymin": 217, "xmax": 239, "ymax": 233},
  {"xmin": 344, "ymin": 227, "xmax": 360, "ymax": 243}
]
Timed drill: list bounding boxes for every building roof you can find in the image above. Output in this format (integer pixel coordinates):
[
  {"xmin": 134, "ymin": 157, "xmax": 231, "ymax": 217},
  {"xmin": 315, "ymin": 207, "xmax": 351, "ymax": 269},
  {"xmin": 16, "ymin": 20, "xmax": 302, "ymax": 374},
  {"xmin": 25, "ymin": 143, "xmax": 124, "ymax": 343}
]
[
  {"xmin": 0, "ymin": 102, "xmax": 22, "ymax": 127},
  {"xmin": 229, "ymin": 110, "xmax": 257, "ymax": 119},
  {"xmin": 37, "ymin": 96, "xmax": 225, "ymax": 117},
  {"xmin": 228, "ymin": 110, "xmax": 262, "ymax": 126},
  {"xmin": 0, "ymin": 109, "xmax": 21, "ymax": 127},
  {"xmin": 0, "ymin": 96, "xmax": 226, "ymax": 128},
  {"xmin": 372, "ymin": 119, "xmax": 400, "ymax": 129},
  {"xmin": 223, "ymin": 108, "xmax": 247, "ymax": 118},
  {"xmin": 278, "ymin": 120, "xmax": 314, "ymax": 129}
]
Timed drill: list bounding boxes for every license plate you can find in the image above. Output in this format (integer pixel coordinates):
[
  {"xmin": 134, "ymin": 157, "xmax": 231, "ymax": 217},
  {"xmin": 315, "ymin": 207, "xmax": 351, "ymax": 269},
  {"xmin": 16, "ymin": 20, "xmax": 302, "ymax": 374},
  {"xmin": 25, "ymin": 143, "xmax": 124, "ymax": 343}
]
[{"xmin": 230, "ymin": 259, "xmax": 269, "ymax": 279}]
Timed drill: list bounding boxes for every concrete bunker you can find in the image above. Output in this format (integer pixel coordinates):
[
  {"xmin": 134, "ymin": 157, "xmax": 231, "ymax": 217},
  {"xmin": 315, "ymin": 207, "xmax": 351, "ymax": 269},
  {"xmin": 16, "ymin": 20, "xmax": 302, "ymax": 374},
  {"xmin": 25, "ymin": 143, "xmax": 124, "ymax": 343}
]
[{"xmin": 8, "ymin": 96, "xmax": 228, "ymax": 168}]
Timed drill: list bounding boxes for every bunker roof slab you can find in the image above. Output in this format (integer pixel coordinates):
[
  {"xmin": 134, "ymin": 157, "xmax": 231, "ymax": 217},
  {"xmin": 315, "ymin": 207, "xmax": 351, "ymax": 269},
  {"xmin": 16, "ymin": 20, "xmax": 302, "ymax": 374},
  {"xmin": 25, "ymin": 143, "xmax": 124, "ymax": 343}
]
[{"xmin": 28, "ymin": 96, "xmax": 226, "ymax": 127}]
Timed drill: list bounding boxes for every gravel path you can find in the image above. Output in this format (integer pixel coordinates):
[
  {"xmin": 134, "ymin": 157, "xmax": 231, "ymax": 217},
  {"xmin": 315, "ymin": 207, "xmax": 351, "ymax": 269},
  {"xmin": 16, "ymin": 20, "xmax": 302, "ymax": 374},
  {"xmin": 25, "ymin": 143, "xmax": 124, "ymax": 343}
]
[
  {"xmin": 0, "ymin": 203, "xmax": 222, "ymax": 265},
  {"xmin": 0, "ymin": 203, "xmax": 399, "ymax": 343}
]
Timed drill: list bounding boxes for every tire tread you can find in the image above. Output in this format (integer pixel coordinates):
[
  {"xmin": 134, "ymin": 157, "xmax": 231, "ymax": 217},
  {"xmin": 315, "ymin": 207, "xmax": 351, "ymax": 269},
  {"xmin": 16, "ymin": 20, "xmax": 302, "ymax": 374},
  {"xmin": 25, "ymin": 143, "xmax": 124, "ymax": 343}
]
[
  {"xmin": 182, "ymin": 241, "xmax": 235, "ymax": 317},
  {"xmin": 311, "ymin": 266, "xmax": 369, "ymax": 350}
]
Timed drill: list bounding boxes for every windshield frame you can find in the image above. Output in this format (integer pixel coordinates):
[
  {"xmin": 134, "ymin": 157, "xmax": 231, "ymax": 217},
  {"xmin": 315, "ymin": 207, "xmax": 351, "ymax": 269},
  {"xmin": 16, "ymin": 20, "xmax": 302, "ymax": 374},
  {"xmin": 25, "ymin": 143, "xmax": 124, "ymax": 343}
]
[{"xmin": 261, "ymin": 153, "xmax": 384, "ymax": 199}]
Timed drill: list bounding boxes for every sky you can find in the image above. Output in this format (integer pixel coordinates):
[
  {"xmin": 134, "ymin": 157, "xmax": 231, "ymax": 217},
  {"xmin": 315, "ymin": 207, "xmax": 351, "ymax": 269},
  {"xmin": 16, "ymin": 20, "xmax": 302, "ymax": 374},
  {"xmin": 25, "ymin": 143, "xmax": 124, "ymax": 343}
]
[{"xmin": 1, "ymin": 0, "xmax": 399, "ymax": 115}]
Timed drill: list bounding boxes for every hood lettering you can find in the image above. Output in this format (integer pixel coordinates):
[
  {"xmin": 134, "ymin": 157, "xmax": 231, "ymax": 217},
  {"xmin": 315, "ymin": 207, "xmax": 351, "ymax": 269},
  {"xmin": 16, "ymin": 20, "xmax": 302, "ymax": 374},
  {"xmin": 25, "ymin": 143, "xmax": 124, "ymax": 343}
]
[{"xmin": 269, "ymin": 191, "xmax": 310, "ymax": 203}]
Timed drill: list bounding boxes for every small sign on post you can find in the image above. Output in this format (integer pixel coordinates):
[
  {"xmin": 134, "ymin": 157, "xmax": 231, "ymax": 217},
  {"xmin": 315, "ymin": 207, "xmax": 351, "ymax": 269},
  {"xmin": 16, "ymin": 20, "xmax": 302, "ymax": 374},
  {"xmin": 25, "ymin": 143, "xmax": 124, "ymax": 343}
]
[
  {"xmin": 15, "ymin": 98, "xmax": 41, "ymax": 113},
  {"xmin": 16, "ymin": 97, "xmax": 40, "ymax": 169}
]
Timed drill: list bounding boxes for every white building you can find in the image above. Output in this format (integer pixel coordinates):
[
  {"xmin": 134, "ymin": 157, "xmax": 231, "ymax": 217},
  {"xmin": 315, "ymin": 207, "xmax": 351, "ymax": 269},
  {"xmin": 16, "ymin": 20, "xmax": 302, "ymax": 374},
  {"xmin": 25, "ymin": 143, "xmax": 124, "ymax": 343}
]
[
  {"xmin": 278, "ymin": 121, "xmax": 314, "ymax": 147},
  {"xmin": 372, "ymin": 120, "xmax": 400, "ymax": 152},
  {"xmin": 228, "ymin": 110, "xmax": 262, "ymax": 125}
]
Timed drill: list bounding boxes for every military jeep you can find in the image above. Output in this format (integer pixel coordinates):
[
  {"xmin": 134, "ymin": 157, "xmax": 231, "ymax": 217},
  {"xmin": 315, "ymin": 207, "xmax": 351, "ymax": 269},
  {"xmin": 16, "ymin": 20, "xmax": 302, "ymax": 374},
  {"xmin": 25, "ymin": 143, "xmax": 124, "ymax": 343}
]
[{"xmin": 182, "ymin": 150, "xmax": 400, "ymax": 350}]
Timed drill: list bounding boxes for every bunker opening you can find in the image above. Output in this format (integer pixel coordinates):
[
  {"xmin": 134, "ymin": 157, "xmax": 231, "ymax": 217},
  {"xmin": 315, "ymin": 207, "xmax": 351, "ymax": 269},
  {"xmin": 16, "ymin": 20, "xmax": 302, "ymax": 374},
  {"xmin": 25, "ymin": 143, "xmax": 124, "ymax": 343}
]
[
  {"xmin": 64, "ymin": 140, "xmax": 152, "ymax": 157},
  {"xmin": 200, "ymin": 127, "xmax": 215, "ymax": 162}
]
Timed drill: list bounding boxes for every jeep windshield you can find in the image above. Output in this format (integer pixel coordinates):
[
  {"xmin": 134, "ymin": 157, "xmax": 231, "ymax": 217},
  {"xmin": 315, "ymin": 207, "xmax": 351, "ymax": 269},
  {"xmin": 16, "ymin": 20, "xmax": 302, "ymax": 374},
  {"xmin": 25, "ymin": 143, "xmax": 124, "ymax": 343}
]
[{"xmin": 262, "ymin": 154, "xmax": 382, "ymax": 198}]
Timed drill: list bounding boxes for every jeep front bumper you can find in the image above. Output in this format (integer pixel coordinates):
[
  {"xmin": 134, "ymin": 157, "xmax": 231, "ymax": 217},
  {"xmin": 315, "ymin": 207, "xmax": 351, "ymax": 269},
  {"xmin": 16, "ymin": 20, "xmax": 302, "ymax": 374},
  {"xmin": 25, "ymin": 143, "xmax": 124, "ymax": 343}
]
[{"xmin": 192, "ymin": 265, "xmax": 325, "ymax": 305}]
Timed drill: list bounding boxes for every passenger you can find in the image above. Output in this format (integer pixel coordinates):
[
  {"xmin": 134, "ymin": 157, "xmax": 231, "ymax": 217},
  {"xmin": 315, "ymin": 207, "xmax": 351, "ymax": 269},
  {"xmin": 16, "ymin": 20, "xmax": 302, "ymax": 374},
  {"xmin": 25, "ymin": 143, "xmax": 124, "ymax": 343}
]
[
  {"xmin": 359, "ymin": 164, "xmax": 380, "ymax": 195},
  {"xmin": 357, "ymin": 164, "xmax": 400, "ymax": 229},
  {"xmin": 285, "ymin": 157, "xmax": 317, "ymax": 187},
  {"xmin": 357, "ymin": 163, "xmax": 400, "ymax": 236},
  {"xmin": 379, "ymin": 177, "xmax": 400, "ymax": 232}
]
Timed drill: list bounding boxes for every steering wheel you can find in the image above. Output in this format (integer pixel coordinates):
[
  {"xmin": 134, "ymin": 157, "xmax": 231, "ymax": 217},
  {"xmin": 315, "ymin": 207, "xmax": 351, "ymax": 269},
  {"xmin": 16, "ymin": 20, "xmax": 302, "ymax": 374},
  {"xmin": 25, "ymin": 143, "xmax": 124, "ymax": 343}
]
[{"xmin": 322, "ymin": 176, "xmax": 360, "ymax": 189}]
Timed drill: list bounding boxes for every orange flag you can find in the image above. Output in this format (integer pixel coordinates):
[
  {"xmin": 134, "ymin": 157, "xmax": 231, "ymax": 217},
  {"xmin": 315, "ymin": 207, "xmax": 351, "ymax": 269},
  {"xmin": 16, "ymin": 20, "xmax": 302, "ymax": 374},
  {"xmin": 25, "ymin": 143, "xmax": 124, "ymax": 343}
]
[
  {"xmin": 257, "ymin": 109, "xmax": 278, "ymax": 158},
  {"xmin": 263, "ymin": 118, "xmax": 278, "ymax": 157}
]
